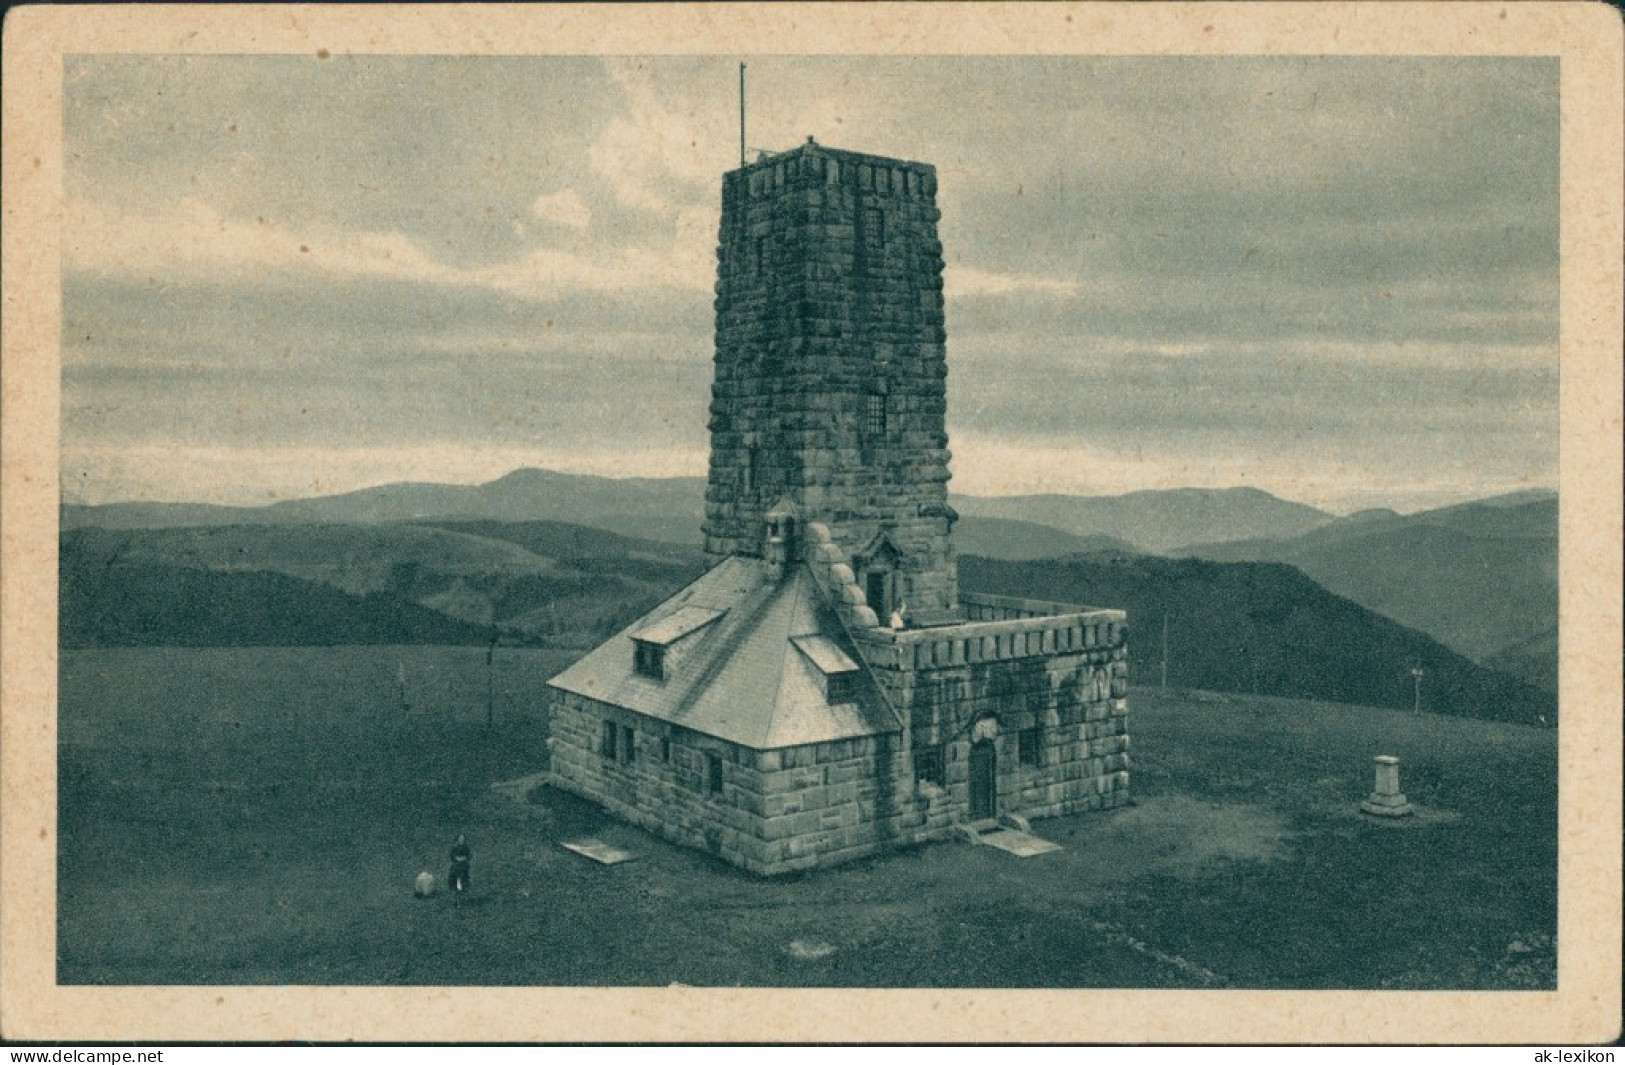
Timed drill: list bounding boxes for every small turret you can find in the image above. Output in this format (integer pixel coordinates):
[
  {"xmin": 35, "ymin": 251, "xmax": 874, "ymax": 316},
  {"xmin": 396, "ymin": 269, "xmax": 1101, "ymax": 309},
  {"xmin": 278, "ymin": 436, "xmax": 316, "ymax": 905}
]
[{"xmin": 763, "ymin": 496, "xmax": 800, "ymax": 579}]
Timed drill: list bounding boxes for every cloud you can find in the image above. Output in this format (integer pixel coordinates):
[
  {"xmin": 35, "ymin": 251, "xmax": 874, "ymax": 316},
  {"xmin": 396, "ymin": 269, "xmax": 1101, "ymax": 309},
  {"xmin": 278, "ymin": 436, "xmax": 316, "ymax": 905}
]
[
  {"xmin": 945, "ymin": 433, "xmax": 1555, "ymax": 514},
  {"xmin": 945, "ymin": 265, "xmax": 1082, "ymax": 298},
  {"xmin": 58, "ymin": 55, "xmax": 1559, "ymax": 512},
  {"xmin": 62, "ymin": 443, "xmax": 710, "ymax": 507},
  {"xmin": 65, "ymin": 196, "xmax": 712, "ymax": 297},
  {"xmin": 529, "ymin": 189, "xmax": 592, "ymax": 231},
  {"xmin": 65, "ymin": 197, "xmax": 445, "ymax": 286}
]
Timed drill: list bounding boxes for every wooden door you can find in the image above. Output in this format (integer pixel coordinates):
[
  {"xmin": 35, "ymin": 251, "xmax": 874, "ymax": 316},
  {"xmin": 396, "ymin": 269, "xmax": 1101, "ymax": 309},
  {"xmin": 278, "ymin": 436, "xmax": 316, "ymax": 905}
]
[{"xmin": 969, "ymin": 740, "xmax": 996, "ymax": 820}]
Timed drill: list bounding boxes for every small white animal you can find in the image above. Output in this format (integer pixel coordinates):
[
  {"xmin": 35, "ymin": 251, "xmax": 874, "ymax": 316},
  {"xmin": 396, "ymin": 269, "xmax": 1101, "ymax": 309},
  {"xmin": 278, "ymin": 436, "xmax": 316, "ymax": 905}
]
[{"xmin": 414, "ymin": 870, "xmax": 436, "ymax": 897}]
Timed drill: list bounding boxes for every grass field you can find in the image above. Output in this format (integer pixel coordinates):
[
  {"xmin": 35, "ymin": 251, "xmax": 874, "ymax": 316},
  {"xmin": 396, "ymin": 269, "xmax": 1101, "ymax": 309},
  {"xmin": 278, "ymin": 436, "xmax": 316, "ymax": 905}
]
[{"xmin": 58, "ymin": 646, "xmax": 1555, "ymax": 988}]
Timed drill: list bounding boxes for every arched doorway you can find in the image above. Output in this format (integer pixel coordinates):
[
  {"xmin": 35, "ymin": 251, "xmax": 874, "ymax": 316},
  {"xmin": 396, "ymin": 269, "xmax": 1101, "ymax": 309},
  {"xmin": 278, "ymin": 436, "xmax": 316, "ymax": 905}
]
[
  {"xmin": 865, "ymin": 568, "xmax": 892, "ymax": 620},
  {"xmin": 858, "ymin": 533, "xmax": 905, "ymax": 622},
  {"xmin": 969, "ymin": 739, "xmax": 997, "ymax": 821}
]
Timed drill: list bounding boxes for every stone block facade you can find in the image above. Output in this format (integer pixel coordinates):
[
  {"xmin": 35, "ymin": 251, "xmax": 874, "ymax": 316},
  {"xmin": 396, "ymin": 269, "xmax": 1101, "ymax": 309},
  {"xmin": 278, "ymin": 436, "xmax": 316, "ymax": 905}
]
[
  {"xmin": 856, "ymin": 593, "xmax": 1131, "ymax": 825},
  {"xmin": 703, "ymin": 141, "xmax": 957, "ymax": 623},
  {"xmin": 551, "ymin": 688, "xmax": 917, "ymax": 875}
]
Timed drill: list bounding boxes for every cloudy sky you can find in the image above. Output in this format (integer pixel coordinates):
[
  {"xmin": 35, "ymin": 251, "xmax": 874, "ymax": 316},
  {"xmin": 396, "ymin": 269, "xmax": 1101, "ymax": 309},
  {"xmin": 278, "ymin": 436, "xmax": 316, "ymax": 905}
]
[{"xmin": 62, "ymin": 55, "xmax": 1558, "ymax": 513}]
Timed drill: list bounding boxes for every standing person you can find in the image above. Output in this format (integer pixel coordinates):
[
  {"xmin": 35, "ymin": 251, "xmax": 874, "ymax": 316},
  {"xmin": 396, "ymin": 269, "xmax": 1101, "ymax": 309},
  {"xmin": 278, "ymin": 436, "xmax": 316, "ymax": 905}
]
[{"xmin": 448, "ymin": 834, "xmax": 472, "ymax": 895}]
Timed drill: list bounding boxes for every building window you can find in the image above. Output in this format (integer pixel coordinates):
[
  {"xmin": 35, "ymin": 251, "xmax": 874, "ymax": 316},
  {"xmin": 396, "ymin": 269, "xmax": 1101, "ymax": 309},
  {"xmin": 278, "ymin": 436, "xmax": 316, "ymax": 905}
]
[
  {"xmin": 1092, "ymin": 668, "xmax": 1110, "ymax": 701},
  {"xmin": 743, "ymin": 446, "xmax": 758, "ymax": 492},
  {"xmin": 634, "ymin": 641, "xmax": 665, "ymax": 680},
  {"xmin": 915, "ymin": 745, "xmax": 945, "ymax": 787},
  {"xmin": 862, "ymin": 393, "xmax": 886, "ymax": 465},
  {"xmin": 706, "ymin": 751, "xmax": 724, "ymax": 795},
  {"xmin": 756, "ymin": 235, "xmax": 769, "ymax": 274},
  {"xmin": 601, "ymin": 720, "xmax": 618, "ymax": 761},
  {"xmin": 863, "ymin": 207, "xmax": 884, "ymax": 253},
  {"xmin": 825, "ymin": 671, "xmax": 858, "ymax": 705},
  {"xmin": 660, "ymin": 738, "xmax": 672, "ymax": 764},
  {"xmin": 621, "ymin": 725, "xmax": 636, "ymax": 764},
  {"xmin": 1019, "ymin": 727, "xmax": 1041, "ymax": 767}
]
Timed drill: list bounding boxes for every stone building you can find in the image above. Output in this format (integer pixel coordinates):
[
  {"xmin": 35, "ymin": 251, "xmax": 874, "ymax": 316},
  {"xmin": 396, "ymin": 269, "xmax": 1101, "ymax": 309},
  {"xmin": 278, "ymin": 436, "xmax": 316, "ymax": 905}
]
[{"xmin": 547, "ymin": 139, "xmax": 1130, "ymax": 875}]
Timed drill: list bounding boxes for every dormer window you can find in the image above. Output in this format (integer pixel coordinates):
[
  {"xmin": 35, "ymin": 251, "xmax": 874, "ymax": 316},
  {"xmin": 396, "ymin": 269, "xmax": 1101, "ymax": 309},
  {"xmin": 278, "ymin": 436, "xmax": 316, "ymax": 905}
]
[
  {"xmin": 792, "ymin": 635, "xmax": 862, "ymax": 706},
  {"xmin": 631, "ymin": 606, "xmax": 724, "ymax": 682},
  {"xmin": 825, "ymin": 671, "xmax": 858, "ymax": 704},
  {"xmin": 633, "ymin": 641, "xmax": 665, "ymax": 680}
]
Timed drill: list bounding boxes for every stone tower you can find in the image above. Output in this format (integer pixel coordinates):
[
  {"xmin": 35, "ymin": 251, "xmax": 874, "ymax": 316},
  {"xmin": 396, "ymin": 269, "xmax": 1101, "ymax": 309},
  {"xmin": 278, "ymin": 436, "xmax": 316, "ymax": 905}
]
[
  {"xmin": 702, "ymin": 139, "xmax": 958, "ymax": 625},
  {"xmin": 546, "ymin": 138, "xmax": 1130, "ymax": 876}
]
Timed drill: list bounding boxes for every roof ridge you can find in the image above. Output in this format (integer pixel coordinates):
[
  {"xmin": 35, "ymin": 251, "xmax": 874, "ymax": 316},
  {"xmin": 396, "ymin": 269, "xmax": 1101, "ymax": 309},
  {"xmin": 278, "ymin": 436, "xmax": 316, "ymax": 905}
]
[{"xmin": 667, "ymin": 569, "xmax": 800, "ymax": 722}]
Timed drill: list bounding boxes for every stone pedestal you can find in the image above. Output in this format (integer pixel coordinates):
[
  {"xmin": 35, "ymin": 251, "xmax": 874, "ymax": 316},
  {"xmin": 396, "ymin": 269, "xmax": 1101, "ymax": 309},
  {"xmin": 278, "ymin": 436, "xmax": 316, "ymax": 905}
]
[{"xmin": 1360, "ymin": 754, "xmax": 1413, "ymax": 817}]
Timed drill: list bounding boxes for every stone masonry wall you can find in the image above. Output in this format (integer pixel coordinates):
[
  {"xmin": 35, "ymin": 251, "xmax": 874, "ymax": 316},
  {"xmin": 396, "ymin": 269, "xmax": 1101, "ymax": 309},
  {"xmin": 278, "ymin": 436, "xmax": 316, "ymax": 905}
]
[
  {"xmin": 551, "ymin": 637, "xmax": 1126, "ymax": 878},
  {"xmin": 854, "ymin": 600, "xmax": 1133, "ymax": 822},
  {"xmin": 703, "ymin": 142, "xmax": 958, "ymax": 616},
  {"xmin": 550, "ymin": 688, "xmax": 965, "ymax": 875},
  {"xmin": 906, "ymin": 650, "xmax": 1131, "ymax": 821}
]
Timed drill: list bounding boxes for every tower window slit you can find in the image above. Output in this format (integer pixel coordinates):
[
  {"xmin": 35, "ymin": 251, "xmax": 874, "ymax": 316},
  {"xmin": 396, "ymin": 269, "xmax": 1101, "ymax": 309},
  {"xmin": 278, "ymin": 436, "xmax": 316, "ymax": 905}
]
[
  {"xmin": 864, "ymin": 207, "xmax": 884, "ymax": 253},
  {"xmin": 866, "ymin": 394, "xmax": 887, "ymax": 437}
]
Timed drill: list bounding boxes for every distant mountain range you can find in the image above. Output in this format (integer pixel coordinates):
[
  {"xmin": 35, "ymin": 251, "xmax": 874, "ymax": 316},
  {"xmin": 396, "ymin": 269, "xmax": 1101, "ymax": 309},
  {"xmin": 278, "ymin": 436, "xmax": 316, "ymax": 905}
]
[
  {"xmin": 1173, "ymin": 492, "xmax": 1558, "ymax": 688},
  {"xmin": 63, "ymin": 468, "xmax": 710, "ymax": 539},
  {"xmin": 60, "ymin": 516, "xmax": 1555, "ymax": 725},
  {"xmin": 953, "ymin": 486, "xmax": 1334, "ymax": 554},
  {"xmin": 62, "ymin": 467, "xmax": 1559, "ymax": 698},
  {"xmin": 64, "ymin": 469, "xmax": 1334, "ymax": 557}
]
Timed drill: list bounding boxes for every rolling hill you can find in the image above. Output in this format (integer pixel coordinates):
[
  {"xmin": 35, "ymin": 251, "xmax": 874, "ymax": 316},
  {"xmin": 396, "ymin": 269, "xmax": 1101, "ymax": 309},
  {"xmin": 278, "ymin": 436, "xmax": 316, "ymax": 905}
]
[
  {"xmin": 1484, "ymin": 628, "xmax": 1560, "ymax": 696},
  {"xmin": 61, "ymin": 515, "xmax": 1553, "ymax": 725},
  {"xmin": 58, "ymin": 558, "xmax": 497, "ymax": 649},
  {"xmin": 59, "ymin": 471, "xmax": 1561, "ymax": 706},
  {"xmin": 61, "ymin": 522, "xmax": 704, "ymax": 651},
  {"xmin": 957, "ymin": 553, "xmax": 1555, "ymax": 726},
  {"xmin": 1174, "ymin": 493, "xmax": 1558, "ymax": 685},
  {"xmin": 952, "ymin": 517, "xmax": 1136, "ymax": 561}
]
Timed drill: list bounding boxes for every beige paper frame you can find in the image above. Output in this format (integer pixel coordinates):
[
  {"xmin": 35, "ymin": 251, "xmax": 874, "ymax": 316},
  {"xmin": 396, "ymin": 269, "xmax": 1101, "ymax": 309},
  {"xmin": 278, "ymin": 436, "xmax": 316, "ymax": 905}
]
[{"xmin": 3, "ymin": 2, "xmax": 1620, "ymax": 1044}]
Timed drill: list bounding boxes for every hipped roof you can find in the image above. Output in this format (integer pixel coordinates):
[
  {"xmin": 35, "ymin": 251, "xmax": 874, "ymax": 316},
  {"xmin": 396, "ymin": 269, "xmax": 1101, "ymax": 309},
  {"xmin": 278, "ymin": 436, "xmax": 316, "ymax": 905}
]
[{"xmin": 548, "ymin": 557, "xmax": 899, "ymax": 750}]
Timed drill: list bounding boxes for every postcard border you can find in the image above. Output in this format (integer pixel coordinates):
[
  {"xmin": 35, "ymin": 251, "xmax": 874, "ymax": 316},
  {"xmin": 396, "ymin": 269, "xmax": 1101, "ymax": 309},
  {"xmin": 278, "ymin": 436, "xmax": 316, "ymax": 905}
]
[{"xmin": 3, "ymin": 1, "xmax": 1620, "ymax": 1044}]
